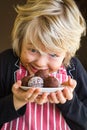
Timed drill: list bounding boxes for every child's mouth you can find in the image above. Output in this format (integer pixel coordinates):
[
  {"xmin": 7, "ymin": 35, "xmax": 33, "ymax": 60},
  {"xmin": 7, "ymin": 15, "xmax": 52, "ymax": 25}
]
[{"xmin": 30, "ymin": 65, "xmax": 39, "ymax": 73}]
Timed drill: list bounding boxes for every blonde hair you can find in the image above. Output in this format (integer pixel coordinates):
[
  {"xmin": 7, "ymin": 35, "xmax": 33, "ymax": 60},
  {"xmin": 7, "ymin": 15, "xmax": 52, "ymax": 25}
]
[{"xmin": 12, "ymin": 0, "xmax": 86, "ymax": 66}]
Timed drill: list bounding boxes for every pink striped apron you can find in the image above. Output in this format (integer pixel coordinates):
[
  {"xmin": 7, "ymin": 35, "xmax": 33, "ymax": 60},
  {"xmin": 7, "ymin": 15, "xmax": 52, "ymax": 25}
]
[{"xmin": 1, "ymin": 65, "xmax": 71, "ymax": 130}]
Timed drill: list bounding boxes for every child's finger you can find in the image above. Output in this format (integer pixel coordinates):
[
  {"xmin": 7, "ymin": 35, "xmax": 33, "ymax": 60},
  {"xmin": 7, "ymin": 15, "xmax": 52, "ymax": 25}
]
[
  {"xmin": 12, "ymin": 80, "xmax": 22, "ymax": 92},
  {"xmin": 68, "ymin": 78, "xmax": 77, "ymax": 89}
]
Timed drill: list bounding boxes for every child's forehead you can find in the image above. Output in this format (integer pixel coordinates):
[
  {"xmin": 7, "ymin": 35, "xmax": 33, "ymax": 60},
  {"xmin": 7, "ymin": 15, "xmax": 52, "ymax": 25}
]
[
  {"xmin": 27, "ymin": 42, "xmax": 64, "ymax": 55},
  {"xmin": 27, "ymin": 42, "xmax": 51, "ymax": 52}
]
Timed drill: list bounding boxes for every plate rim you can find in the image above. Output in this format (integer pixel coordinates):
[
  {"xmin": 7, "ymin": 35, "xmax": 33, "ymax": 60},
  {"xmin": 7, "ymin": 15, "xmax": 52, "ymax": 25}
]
[{"xmin": 20, "ymin": 86, "xmax": 64, "ymax": 92}]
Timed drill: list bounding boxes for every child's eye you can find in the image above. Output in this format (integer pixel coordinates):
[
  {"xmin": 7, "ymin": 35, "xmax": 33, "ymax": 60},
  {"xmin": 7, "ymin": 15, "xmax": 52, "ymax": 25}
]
[
  {"xmin": 28, "ymin": 48, "xmax": 39, "ymax": 54},
  {"xmin": 31, "ymin": 49, "xmax": 38, "ymax": 53},
  {"xmin": 28, "ymin": 48, "xmax": 39, "ymax": 53},
  {"xmin": 49, "ymin": 53, "xmax": 58, "ymax": 57}
]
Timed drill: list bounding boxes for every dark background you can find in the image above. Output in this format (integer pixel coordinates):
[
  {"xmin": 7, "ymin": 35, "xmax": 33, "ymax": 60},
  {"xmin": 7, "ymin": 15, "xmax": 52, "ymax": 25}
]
[{"xmin": 0, "ymin": 0, "xmax": 87, "ymax": 70}]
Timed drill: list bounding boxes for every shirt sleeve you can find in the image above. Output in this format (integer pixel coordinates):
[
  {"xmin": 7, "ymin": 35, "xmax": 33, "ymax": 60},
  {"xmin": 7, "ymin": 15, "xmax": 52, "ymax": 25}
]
[
  {"xmin": 0, "ymin": 50, "xmax": 26, "ymax": 125},
  {"xmin": 0, "ymin": 94, "xmax": 26, "ymax": 124}
]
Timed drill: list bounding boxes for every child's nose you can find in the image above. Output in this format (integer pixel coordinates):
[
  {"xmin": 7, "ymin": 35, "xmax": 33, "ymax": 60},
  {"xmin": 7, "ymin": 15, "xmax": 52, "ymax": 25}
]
[{"xmin": 35, "ymin": 54, "xmax": 49, "ymax": 67}]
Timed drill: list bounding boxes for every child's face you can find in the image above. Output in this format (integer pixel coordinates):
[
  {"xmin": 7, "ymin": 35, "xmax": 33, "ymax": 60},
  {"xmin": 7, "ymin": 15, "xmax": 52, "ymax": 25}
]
[{"xmin": 20, "ymin": 42, "xmax": 66, "ymax": 75}]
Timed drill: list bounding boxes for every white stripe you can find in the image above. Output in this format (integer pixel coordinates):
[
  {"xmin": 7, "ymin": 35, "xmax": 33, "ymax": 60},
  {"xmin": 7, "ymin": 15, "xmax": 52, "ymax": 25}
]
[
  {"xmin": 47, "ymin": 102, "xmax": 49, "ymax": 130},
  {"xmin": 9, "ymin": 121, "xmax": 12, "ymax": 130},
  {"xmin": 16, "ymin": 118, "xmax": 19, "ymax": 130},
  {"xmin": 65, "ymin": 120, "xmax": 67, "ymax": 130},
  {"xmin": 29, "ymin": 103, "xmax": 31, "ymax": 130},
  {"xmin": 35, "ymin": 103, "xmax": 37, "ymax": 130},
  {"xmin": 22, "ymin": 115, "xmax": 25, "ymax": 130},
  {"xmin": 68, "ymin": 125, "xmax": 71, "ymax": 130},
  {"xmin": 64, "ymin": 120, "xmax": 70, "ymax": 130},
  {"xmin": 3, "ymin": 123, "xmax": 7, "ymax": 130},
  {"xmin": 53, "ymin": 104, "xmax": 56, "ymax": 130},
  {"xmin": 41, "ymin": 104, "xmax": 43, "ymax": 130},
  {"xmin": 59, "ymin": 113, "xmax": 62, "ymax": 130}
]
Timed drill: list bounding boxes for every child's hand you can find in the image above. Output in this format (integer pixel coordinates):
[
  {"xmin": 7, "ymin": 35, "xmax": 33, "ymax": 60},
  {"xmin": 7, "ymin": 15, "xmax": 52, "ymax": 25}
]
[
  {"xmin": 12, "ymin": 80, "xmax": 41, "ymax": 110},
  {"xmin": 34, "ymin": 93, "xmax": 49, "ymax": 104},
  {"xmin": 48, "ymin": 77, "xmax": 77, "ymax": 104}
]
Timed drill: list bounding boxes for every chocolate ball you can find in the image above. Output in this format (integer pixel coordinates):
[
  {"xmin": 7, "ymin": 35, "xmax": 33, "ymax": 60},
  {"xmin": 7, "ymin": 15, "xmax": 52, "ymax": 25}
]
[
  {"xmin": 21, "ymin": 69, "xmax": 60, "ymax": 88},
  {"xmin": 44, "ymin": 76, "xmax": 59, "ymax": 88},
  {"xmin": 21, "ymin": 76, "xmax": 31, "ymax": 86},
  {"xmin": 35, "ymin": 69, "xmax": 49, "ymax": 79}
]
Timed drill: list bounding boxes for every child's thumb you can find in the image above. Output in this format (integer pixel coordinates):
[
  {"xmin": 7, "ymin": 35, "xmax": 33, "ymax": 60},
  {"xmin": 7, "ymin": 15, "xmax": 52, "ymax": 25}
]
[{"xmin": 13, "ymin": 80, "xmax": 22, "ymax": 89}]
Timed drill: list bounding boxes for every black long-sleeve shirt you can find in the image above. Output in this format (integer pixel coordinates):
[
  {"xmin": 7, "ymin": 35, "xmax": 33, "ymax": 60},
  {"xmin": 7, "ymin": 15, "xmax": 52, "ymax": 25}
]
[{"xmin": 0, "ymin": 49, "xmax": 87, "ymax": 130}]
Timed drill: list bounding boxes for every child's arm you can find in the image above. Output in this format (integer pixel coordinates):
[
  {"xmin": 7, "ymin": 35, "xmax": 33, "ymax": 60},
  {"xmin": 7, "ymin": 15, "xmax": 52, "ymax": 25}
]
[{"xmin": 57, "ymin": 58, "xmax": 87, "ymax": 130}]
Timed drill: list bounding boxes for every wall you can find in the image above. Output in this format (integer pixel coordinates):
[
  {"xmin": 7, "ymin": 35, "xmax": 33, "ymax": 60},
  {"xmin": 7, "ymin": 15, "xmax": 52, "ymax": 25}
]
[
  {"xmin": 75, "ymin": 0, "xmax": 87, "ymax": 70},
  {"xmin": 0, "ymin": 0, "xmax": 26, "ymax": 52}
]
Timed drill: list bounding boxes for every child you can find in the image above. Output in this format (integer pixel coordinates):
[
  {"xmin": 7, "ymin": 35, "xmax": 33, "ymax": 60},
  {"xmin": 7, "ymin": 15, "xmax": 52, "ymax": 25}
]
[{"xmin": 0, "ymin": 0, "xmax": 87, "ymax": 129}]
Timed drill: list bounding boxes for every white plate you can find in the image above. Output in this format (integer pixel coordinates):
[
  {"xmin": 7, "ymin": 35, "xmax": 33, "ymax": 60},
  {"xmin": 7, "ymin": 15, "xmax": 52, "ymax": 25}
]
[{"xmin": 20, "ymin": 86, "xmax": 64, "ymax": 92}]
